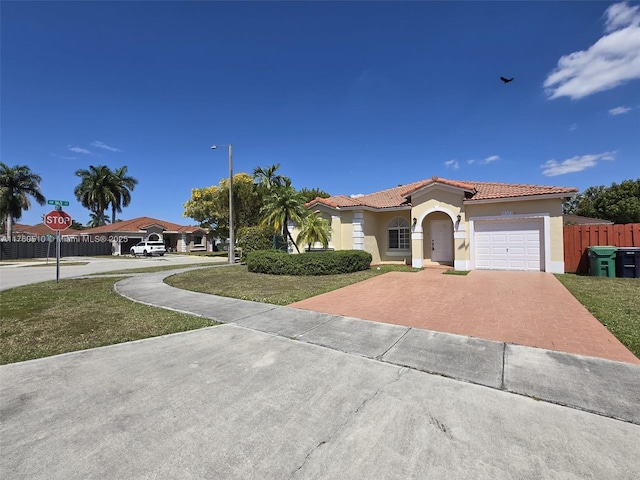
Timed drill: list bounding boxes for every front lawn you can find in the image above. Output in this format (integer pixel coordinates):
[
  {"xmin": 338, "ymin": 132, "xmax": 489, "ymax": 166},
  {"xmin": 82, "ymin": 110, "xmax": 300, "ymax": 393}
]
[
  {"xmin": 0, "ymin": 277, "xmax": 216, "ymax": 365},
  {"xmin": 165, "ymin": 264, "xmax": 420, "ymax": 305},
  {"xmin": 556, "ymin": 274, "xmax": 640, "ymax": 358}
]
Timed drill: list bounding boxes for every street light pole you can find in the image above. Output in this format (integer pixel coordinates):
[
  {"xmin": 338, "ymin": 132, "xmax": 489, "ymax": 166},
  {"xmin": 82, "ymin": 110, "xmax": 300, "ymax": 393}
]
[{"xmin": 211, "ymin": 144, "xmax": 235, "ymax": 264}]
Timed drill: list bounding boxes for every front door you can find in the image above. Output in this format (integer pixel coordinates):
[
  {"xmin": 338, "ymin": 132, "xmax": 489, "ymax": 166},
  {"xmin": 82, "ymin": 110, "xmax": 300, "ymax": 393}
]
[{"xmin": 431, "ymin": 220, "xmax": 453, "ymax": 263}]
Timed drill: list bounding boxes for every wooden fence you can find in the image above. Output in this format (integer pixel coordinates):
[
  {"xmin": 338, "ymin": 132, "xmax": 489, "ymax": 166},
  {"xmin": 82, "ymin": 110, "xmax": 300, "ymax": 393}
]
[{"xmin": 563, "ymin": 223, "xmax": 640, "ymax": 274}]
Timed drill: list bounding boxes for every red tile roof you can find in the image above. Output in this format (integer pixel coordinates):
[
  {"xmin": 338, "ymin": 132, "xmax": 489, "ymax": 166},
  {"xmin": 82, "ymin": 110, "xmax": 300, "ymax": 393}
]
[
  {"xmin": 12, "ymin": 223, "xmax": 82, "ymax": 236},
  {"xmin": 81, "ymin": 216, "xmax": 206, "ymax": 234},
  {"xmin": 465, "ymin": 181, "xmax": 578, "ymax": 201},
  {"xmin": 307, "ymin": 177, "xmax": 577, "ymax": 210}
]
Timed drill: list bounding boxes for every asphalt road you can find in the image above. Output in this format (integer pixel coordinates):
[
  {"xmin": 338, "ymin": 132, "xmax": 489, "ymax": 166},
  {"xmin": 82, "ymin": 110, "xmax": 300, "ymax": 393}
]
[{"xmin": 0, "ymin": 254, "xmax": 227, "ymax": 291}]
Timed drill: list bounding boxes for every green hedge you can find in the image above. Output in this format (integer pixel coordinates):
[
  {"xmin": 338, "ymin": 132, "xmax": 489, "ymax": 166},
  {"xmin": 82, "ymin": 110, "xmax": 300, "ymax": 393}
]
[
  {"xmin": 236, "ymin": 226, "xmax": 274, "ymax": 262},
  {"xmin": 246, "ymin": 249, "xmax": 372, "ymax": 275}
]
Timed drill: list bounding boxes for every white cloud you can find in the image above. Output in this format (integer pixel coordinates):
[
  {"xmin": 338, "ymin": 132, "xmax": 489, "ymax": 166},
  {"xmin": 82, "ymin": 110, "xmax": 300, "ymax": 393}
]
[
  {"xmin": 609, "ymin": 105, "xmax": 631, "ymax": 115},
  {"xmin": 541, "ymin": 151, "xmax": 616, "ymax": 176},
  {"xmin": 350, "ymin": 193, "xmax": 364, "ymax": 198},
  {"xmin": 68, "ymin": 145, "xmax": 92, "ymax": 154},
  {"xmin": 605, "ymin": 1, "xmax": 640, "ymax": 32},
  {"xmin": 91, "ymin": 141, "xmax": 121, "ymax": 152},
  {"xmin": 544, "ymin": 2, "xmax": 640, "ymax": 100},
  {"xmin": 569, "ymin": 123, "xmax": 578, "ymax": 131},
  {"xmin": 467, "ymin": 155, "xmax": 499, "ymax": 166},
  {"xmin": 444, "ymin": 159, "xmax": 459, "ymax": 169}
]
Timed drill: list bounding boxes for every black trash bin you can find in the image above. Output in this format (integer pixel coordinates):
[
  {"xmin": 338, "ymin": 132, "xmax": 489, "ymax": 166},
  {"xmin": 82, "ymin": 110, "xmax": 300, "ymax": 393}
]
[{"xmin": 615, "ymin": 247, "xmax": 640, "ymax": 278}]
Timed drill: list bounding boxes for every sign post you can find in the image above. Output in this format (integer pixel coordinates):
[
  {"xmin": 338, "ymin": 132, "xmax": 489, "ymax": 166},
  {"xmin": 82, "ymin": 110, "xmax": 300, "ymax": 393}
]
[{"xmin": 44, "ymin": 208, "xmax": 72, "ymax": 283}]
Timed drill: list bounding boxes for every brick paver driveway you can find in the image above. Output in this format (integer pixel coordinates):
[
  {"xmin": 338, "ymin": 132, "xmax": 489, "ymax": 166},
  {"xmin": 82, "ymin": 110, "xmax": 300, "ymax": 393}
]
[{"xmin": 290, "ymin": 268, "xmax": 639, "ymax": 364}]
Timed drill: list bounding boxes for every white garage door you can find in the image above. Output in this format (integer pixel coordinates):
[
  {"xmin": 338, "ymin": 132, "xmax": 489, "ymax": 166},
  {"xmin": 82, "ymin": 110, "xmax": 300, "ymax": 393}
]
[{"xmin": 474, "ymin": 220, "xmax": 543, "ymax": 271}]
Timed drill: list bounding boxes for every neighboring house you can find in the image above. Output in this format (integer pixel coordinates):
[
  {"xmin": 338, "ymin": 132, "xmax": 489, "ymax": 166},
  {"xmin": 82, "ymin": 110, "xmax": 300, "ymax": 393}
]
[
  {"xmin": 563, "ymin": 215, "xmax": 613, "ymax": 225},
  {"xmin": 81, "ymin": 216, "xmax": 209, "ymax": 255},
  {"xmin": 304, "ymin": 176, "xmax": 578, "ymax": 273}
]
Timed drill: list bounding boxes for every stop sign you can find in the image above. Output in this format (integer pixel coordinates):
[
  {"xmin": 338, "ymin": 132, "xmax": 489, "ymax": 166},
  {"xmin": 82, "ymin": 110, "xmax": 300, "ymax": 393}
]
[{"xmin": 44, "ymin": 210, "xmax": 72, "ymax": 231}]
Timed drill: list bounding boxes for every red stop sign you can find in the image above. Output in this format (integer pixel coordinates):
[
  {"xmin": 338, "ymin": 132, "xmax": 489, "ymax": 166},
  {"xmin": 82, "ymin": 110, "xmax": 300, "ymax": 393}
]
[{"xmin": 45, "ymin": 210, "xmax": 72, "ymax": 231}]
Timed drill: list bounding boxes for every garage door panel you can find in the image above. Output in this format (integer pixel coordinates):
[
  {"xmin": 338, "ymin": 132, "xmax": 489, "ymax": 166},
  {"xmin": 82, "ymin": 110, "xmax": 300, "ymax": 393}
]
[{"xmin": 474, "ymin": 220, "xmax": 543, "ymax": 271}]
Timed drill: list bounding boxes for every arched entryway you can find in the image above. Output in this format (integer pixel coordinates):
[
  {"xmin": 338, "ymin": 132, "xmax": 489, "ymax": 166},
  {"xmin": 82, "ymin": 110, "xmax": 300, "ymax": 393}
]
[{"xmin": 413, "ymin": 209, "xmax": 456, "ymax": 268}]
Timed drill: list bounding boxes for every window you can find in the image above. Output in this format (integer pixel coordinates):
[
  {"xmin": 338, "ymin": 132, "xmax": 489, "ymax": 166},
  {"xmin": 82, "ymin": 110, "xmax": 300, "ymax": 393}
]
[
  {"xmin": 388, "ymin": 217, "xmax": 410, "ymax": 250},
  {"xmin": 194, "ymin": 235, "xmax": 203, "ymax": 245}
]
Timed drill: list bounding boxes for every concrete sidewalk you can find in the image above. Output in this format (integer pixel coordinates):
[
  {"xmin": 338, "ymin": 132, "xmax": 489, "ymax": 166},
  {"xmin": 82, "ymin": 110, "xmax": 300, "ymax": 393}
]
[
  {"xmin": 114, "ymin": 269, "xmax": 640, "ymax": 425},
  {"xmin": 2, "ymin": 268, "xmax": 639, "ymax": 479}
]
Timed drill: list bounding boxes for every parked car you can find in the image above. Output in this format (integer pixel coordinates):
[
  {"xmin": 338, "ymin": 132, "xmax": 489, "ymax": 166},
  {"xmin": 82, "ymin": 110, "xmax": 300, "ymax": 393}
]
[{"xmin": 130, "ymin": 241, "xmax": 166, "ymax": 257}]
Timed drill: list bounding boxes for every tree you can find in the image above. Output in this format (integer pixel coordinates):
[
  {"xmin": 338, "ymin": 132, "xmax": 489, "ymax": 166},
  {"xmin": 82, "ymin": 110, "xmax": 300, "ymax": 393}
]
[
  {"xmin": 253, "ymin": 164, "xmax": 286, "ymax": 193},
  {"xmin": 74, "ymin": 165, "xmax": 137, "ymax": 226},
  {"xmin": 183, "ymin": 173, "xmax": 262, "ymax": 240},
  {"xmin": 0, "ymin": 163, "xmax": 46, "ymax": 240},
  {"xmin": 108, "ymin": 166, "xmax": 138, "ymax": 224},
  {"xmin": 563, "ymin": 185, "xmax": 607, "ymax": 217},
  {"xmin": 563, "ymin": 180, "xmax": 640, "ymax": 223},
  {"xmin": 296, "ymin": 211, "xmax": 331, "ymax": 251},
  {"xmin": 299, "ymin": 187, "xmax": 331, "ymax": 204},
  {"xmin": 260, "ymin": 178, "xmax": 308, "ymax": 253},
  {"xmin": 87, "ymin": 213, "xmax": 110, "ymax": 228},
  {"xmin": 74, "ymin": 165, "xmax": 116, "ymax": 226},
  {"xmin": 593, "ymin": 179, "xmax": 640, "ymax": 224}
]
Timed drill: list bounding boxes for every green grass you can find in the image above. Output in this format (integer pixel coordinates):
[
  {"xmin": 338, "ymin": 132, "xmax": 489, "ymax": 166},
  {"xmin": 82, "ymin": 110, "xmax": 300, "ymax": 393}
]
[
  {"xmin": 89, "ymin": 262, "xmax": 225, "ymax": 275},
  {"xmin": 0, "ymin": 277, "xmax": 217, "ymax": 365},
  {"xmin": 443, "ymin": 269, "xmax": 470, "ymax": 275},
  {"xmin": 166, "ymin": 264, "xmax": 420, "ymax": 305},
  {"xmin": 556, "ymin": 274, "xmax": 640, "ymax": 358}
]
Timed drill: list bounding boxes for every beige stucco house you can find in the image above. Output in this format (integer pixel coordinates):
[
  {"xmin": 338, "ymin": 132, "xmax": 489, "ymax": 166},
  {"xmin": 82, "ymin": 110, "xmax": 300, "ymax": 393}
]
[
  {"xmin": 82, "ymin": 216, "xmax": 210, "ymax": 255},
  {"xmin": 305, "ymin": 177, "xmax": 578, "ymax": 273}
]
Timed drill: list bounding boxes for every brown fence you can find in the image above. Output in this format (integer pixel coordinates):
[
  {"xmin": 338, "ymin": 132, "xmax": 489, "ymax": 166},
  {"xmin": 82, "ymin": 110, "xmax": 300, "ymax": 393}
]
[{"xmin": 563, "ymin": 223, "xmax": 640, "ymax": 274}]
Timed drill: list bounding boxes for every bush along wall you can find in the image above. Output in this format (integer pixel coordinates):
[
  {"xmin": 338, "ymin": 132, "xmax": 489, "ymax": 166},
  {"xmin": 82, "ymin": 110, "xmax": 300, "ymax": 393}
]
[{"xmin": 246, "ymin": 250, "xmax": 372, "ymax": 275}]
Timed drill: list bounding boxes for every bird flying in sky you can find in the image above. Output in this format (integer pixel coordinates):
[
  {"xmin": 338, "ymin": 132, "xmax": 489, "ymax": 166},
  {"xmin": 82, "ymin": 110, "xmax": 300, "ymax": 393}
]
[{"xmin": 500, "ymin": 77, "xmax": 514, "ymax": 83}]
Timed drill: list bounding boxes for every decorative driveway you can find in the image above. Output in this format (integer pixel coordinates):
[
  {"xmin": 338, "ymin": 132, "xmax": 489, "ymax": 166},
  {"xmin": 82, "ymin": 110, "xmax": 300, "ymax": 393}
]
[{"xmin": 290, "ymin": 268, "xmax": 639, "ymax": 364}]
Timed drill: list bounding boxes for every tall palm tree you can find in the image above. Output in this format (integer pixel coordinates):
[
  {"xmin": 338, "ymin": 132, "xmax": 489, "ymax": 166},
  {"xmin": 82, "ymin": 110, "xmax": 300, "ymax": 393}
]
[
  {"xmin": 0, "ymin": 163, "xmax": 46, "ymax": 240},
  {"xmin": 253, "ymin": 164, "xmax": 286, "ymax": 192},
  {"xmin": 74, "ymin": 165, "xmax": 137, "ymax": 226},
  {"xmin": 260, "ymin": 178, "xmax": 308, "ymax": 253},
  {"xmin": 296, "ymin": 211, "xmax": 331, "ymax": 252},
  {"xmin": 108, "ymin": 166, "xmax": 138, "ymax": 224}
]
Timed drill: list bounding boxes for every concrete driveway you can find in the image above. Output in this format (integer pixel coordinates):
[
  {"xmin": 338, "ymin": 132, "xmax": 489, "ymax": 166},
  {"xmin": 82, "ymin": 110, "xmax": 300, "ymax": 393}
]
[{"xmin": 290, "ymin": 268, "xmax": 639, "ymax": 364}]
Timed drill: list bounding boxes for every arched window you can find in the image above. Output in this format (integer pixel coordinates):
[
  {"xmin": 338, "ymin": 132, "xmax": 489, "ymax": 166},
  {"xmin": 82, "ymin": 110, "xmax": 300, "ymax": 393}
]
[{"xmin": 388, "ymin": 217, "xmax": 410, "ymax": 250}]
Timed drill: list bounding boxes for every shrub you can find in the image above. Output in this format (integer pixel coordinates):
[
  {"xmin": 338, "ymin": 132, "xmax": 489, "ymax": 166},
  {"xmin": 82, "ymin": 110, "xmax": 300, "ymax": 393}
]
[
  {"xmin": 247, "ymin": 249, "xmax": 372, "ymax": 275},
  {"xmin": 236, "ymin": 226, "xmax": 274, "ymax": 262}
]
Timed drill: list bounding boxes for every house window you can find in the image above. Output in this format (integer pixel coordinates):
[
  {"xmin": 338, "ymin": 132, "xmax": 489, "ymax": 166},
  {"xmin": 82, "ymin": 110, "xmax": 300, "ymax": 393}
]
[
  {"xmin": 194, "ymin": 235, "xmax": 203, "ymax": 246},
  {"xmin": 388, "ymin": 217, "xmax": 410, "ymax": 250}
]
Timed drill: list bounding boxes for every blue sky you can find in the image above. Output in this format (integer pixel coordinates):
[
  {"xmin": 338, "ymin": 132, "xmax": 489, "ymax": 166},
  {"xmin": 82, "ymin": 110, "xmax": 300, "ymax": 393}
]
[{"xmin": 2, "ymin": 1, "xmax": 639, "ymax": 227}]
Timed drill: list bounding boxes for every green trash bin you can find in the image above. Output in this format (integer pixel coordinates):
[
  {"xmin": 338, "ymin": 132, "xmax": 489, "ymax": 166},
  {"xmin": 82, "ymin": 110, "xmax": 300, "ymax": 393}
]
[{"xmin": 588, "ymin": 246, "xmax": 617, "ymax": 277}]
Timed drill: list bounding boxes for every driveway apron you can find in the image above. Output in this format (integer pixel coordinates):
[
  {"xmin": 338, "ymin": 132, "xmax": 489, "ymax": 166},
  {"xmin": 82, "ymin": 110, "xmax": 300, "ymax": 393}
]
[{"xmin": 290, "ymin": 269, "xmax": 639, "ymax": 364}]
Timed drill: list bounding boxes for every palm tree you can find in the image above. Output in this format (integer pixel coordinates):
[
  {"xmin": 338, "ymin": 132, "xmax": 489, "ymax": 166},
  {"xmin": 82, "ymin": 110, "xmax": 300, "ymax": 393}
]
[
  {"xmin": 0, "ymin": 163, "xmax": 46, "ymax": 240},
  {"xmin": 296, "ymin": 211, "xmax": 331, "ymax": 252},
  {"xmin": 74, "ymin": 165, "xmax": 120, "ymax": 226},
  {"xmin": 260, "ymin": 178, "xmax": 308, "ymax": 253},
  {"xmin": 87, "ymin": 212, "xmax": 110, "ymax": 228},
  {"xmin": 253, "ymin": 164, "xmax": 286, "ymax": 192},
  {"xmin": 108, "ymin": 166, "xmax": 138, "ymax": 224}
]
